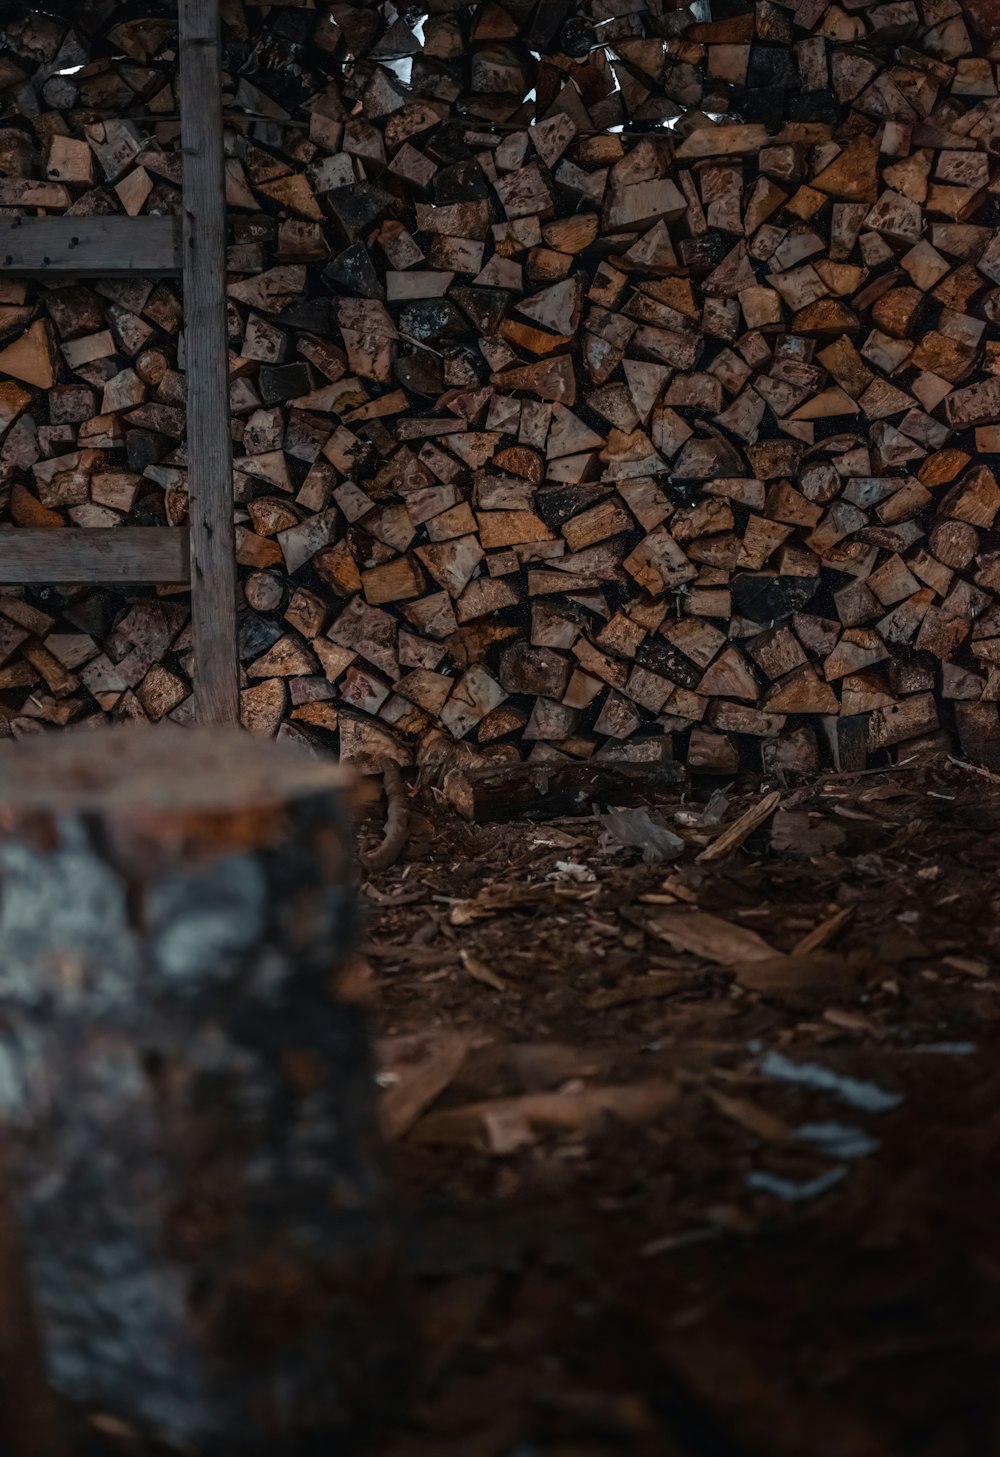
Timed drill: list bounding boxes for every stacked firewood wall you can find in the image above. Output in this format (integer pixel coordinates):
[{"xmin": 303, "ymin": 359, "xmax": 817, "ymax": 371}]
[{"xmin": 0, "ymin": 0, "xmax": 998, "ymax": 772}]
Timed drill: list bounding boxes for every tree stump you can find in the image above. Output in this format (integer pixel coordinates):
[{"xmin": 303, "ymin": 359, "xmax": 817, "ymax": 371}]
[{"xmin": 0, "ymin": 725, "xmax": 404, "ymax": 1454}]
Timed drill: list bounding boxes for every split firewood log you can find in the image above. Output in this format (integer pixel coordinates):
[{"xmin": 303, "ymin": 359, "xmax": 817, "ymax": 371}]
[{"xmin": 0, "ymin": 0, "xmax": 998, "ymax": 772}]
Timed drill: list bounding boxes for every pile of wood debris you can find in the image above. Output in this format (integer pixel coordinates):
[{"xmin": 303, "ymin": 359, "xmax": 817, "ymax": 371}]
[
  {"xmin": 354, "ymin": 754, "xmax": 1000, "ymax": 1457},
  {"xmin": 0, "ymin": 2, "xmax": 998, "ymax": 771}
]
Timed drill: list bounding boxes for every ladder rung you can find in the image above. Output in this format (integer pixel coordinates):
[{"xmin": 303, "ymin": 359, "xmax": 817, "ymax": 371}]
[
  {"xmin": 0, "ymin": 217, "xmax": 182, "ymax": 278},
  {"xmin": 0, "ymin": 528, "xmax": 190, "ymax": 584}
]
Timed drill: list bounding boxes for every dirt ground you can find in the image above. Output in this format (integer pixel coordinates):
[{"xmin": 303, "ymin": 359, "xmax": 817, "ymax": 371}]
[{"xmin": 355, "ymin": 755, "xmax": 1000, "ymax": 1457}]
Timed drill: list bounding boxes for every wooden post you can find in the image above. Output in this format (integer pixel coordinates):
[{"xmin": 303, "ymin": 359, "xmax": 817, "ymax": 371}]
[{"xmin": 179, "ymin": 0, "xmax": 239, "ymax": 725}]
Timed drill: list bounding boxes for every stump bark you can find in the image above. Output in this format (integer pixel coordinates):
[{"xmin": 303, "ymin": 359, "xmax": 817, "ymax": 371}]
[{"xmin": 0, "ymin": 725, "xmax": 403, "ymax": 1454}]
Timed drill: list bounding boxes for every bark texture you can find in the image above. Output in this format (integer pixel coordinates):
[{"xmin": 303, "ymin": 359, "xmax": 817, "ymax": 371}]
[{"xmin": 0, "ymin": 725, "xmax": 402, "ymax": 1454}]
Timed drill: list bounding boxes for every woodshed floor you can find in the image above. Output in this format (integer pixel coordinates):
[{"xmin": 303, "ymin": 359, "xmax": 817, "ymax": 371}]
[{"xmin": 355, "ymin": 756, "xmax": 1000, "ymax": 1457}]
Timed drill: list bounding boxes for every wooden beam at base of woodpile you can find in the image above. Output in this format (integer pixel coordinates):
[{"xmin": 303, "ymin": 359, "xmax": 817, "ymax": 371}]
[
  {"xmin": 0, "ymin": 2, "xmax": 996, "ymax": 768},
  {"xmin": 444, "ymin": 759, "xmax": 687, "ymax": 822}
]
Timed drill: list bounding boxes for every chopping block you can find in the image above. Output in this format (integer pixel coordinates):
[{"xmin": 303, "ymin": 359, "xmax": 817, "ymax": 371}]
[{"xmin": 0, "ymin": 725, "xmax": 404, "ymax": 1454}]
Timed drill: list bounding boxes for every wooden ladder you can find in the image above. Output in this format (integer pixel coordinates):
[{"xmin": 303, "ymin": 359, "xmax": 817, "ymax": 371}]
[{"xmin": 0, "ymin": 0, "xmax": 238, "ymax": 724}]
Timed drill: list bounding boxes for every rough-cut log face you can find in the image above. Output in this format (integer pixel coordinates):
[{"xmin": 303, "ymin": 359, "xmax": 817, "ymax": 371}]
[
  {"xmin": 0, "ymin": 724, "xmax": 402, "ymax": 1452},
  {"xmin": 0, "ymin": 1, "xmax": 999, "ymax": 769}
]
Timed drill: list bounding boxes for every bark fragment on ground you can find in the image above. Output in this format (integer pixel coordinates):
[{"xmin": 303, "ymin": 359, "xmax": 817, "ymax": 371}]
[{"xmin": 352, "ymin": 754, "xmax": 1000, "ymax": 1457}]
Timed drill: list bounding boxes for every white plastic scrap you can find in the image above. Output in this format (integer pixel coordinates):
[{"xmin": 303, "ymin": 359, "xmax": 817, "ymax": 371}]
[
  {"xmin": 758, "ymin": 1050, "xmax": 902, "ymax": 1113},
  {"xmin": 699, "ymin": 788, "xmax": 730, "ymax": 827},
  {"xmin": 794, "ymin": 1122, "xmax": 879, "ymax": 1160},
  {"xmin": 546, "ymin": 861, "xmax": 596, "ymax": 883},
  {"xmin": 598, "ymin": 807, "xmax": 684, "ymax": 862},
  {"xmin": 745, "ymin": 1167, "xmax": 847, "ymax": 1202},
  {"xmin": 909, "ymin": 1042, "xmax": 977, "ymax": 1055},
  {"xmin": 673, "ymin": 788, "xmax": 729, "ymax": 830}
]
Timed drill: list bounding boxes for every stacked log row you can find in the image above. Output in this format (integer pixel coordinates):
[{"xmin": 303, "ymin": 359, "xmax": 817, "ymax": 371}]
[{"xmin": 0, "ymin": 0, "xmax": 998, "ymax": 772}]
